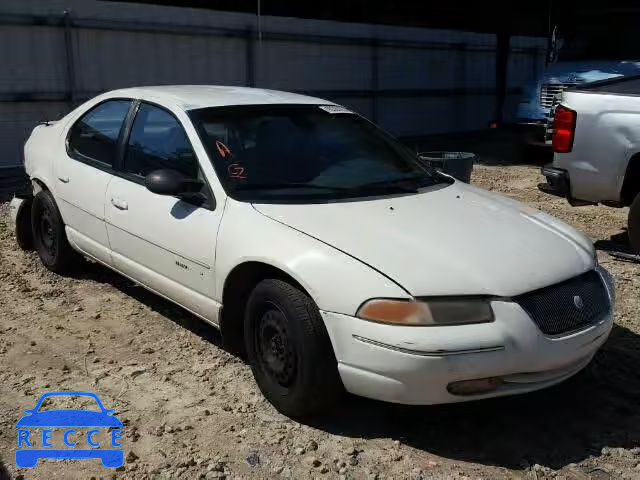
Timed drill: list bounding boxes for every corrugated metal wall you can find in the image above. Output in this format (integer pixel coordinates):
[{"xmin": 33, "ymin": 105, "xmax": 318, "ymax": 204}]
[{"xmin": 0, "ymin": 0, "xmax": 546, "ymax": 166}]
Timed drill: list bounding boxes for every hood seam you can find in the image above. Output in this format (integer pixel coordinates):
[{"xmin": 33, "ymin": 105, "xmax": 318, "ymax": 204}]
[{"xmin": 250, "ymin": 204, "xmax": 412, "ymax": 297}]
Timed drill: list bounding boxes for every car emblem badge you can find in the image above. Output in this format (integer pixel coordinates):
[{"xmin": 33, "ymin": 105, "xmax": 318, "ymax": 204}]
[{"xmin": 573, "ymin": 295, "xmax": 584, "ymax": 310}]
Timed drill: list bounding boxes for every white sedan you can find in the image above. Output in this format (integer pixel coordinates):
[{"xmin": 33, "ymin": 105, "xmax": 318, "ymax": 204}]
[{"xmin": 14, "ymin": 85, "xmax": 614, "ymax": 417}]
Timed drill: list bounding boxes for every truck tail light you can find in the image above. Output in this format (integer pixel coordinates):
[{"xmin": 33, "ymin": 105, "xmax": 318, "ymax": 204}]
[{"xmin": 552, "ymin": 105, "xmax": 577, "ymax": 153}]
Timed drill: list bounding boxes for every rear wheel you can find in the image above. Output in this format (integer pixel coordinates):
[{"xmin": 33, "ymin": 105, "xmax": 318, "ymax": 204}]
[
  {"xmin": 628, "ymin": 193, "xmax": 640, "ymax": 253},
  {"xmin": 31, "ymin": 190, "xmax": 79, "ymax": 273},
  {"xmin": 245, "ymin": 279, "xmax": 343, "ymax": 418}
]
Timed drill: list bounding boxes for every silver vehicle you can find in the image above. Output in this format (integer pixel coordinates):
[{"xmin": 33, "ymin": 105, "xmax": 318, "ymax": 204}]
[{"xmin": 540, "ymin": 75, "xmax": 640, "ymax": 251}]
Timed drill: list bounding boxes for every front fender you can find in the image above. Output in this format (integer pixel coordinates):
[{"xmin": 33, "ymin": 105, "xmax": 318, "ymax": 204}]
[{"xmin": 215, "ymin": 201, "xmax": 410, "ymax": 315}]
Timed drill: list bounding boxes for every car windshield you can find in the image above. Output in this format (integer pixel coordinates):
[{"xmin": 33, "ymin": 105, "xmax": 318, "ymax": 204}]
[{"xmin": 189, "ymin": 105, "xmax": 451, "ymax": 203}]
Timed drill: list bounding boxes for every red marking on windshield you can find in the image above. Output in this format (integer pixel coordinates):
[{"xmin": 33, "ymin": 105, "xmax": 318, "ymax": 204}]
[
  {"xmin": 228, "ymin": 164, "xmax": 247, "ymax": 179},
  {"xmin": 216, "ymin": 140, "xmax": 232, "ymax": 158}
]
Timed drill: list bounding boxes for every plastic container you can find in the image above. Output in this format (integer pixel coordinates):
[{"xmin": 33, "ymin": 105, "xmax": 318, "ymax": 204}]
[{"xmin": 418, "ymin": 151, "xmax": 475, "ymax": 183}]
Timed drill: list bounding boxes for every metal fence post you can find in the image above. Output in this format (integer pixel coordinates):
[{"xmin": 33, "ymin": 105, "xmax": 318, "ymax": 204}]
[
  {"xmin": 63, "ymin": 9, "xmax": 76, "ymax": 103},
  {"xmin": 246, "ymin": 27, "xmax": 255, "ymax": 87},
  {"xmin": 456, "ymin": 43, "xmax": 468, "ymax": 130},
  {"xmin": 494, "ymin": 31, "xmax": 510, "ymax": 124},
  {"xmin": 371, "ymin": 39, "xmax": 379, "ymax": 122},
  {"xmin": 531, "ymin": 47, "xmax": 540, "ymax": 81}
]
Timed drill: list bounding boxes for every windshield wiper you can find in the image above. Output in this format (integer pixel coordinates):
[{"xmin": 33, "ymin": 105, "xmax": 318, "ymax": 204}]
[
  {"xmin": 234, "ymin": 177, "xmax": 431, "ymax": 195},
  {"xmin": 234, "ymin": 182, "xmax": 349, "ymax": 191},
  {"xmin": 354, "ymin": 175, "xmax": 432, "ymax": 192}
]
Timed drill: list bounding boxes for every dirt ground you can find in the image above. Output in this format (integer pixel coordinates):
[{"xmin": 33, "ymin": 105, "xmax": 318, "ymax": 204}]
[{"xmin": 1, "ymin": 164, "xmax": 640, "ymax": 480}]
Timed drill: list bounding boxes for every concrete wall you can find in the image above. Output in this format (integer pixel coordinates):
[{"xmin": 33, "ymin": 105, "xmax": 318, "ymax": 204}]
[{"xmin": 0, "ymin": 0, "xmax": 546, "ymax": 166}]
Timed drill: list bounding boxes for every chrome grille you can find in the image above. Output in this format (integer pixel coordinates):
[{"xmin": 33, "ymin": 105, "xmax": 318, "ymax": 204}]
[
  {"xmin": 515, "ymin": 270, "xmax": 610, "ymax": 336},
  {"xmin": 539, "ymin": 82, "xmax": 581, "ymax": 110}
]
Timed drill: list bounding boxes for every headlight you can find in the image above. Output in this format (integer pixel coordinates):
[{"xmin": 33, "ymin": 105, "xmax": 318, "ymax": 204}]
[{"xmin": 356, "ymin": 298, "xmax": 494, "ymax": 326}]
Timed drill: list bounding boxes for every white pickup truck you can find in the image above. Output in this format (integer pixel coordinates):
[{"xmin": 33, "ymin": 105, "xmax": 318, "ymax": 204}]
[{"xmin": 540, "ymin": 75, "xmax": 640, "ymax": 252}]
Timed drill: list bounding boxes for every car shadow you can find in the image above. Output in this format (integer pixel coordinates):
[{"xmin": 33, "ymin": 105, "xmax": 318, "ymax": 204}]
[
  {"xmin": 0, "ymin": 458, "xmax": 9, "ymax": 480},
  {"xmin": 594, "ymin": 230, "xmax": 633, "ymax": 254},
  {"xmin": 303, "ymin": 323, "xmax": 640, "ymax": 471},
  {"xmin": 68, "ymin": 259, "xmax": 224, "ymax": 347},
  {"xmin": 69, "ymin": 260, "xmax": 640, "ymax": 472}
]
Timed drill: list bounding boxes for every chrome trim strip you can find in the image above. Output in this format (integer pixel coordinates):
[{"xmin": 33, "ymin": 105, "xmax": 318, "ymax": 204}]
[{"xmin": 352, "ymin": 335, "xmax": 504, "ymax": 357}]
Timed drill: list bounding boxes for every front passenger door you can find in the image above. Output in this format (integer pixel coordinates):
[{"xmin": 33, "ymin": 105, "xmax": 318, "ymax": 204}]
[{"xmin": 105, "ymin": 102, "xmax": 222, "ymax": 324}]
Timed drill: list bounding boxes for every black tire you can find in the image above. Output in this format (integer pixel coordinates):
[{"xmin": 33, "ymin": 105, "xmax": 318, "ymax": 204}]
[
  {"xmin": 31, "ymin": 190, "xmax": 79, "ymax": 273},
  {"xmin": 15, "ymin": 197, "xmax": 34, "ymax": 250},
  {"xmin": 245, "ymin": 279, "xmax": 343, "ymax": 418},
  {"xmin": 629, "ymin": 193, "xmax": 640, "ymax": 253}
]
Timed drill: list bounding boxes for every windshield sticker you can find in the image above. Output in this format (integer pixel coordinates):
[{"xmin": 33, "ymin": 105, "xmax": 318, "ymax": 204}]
[
  {"xmin": 318, "ymin": 105, "xmax": 354, "ymax": 115},
  {"xmin": 216, "ymin": 140, "xmax": 232, "ymax": 158},
  {"xmin": 228, "ymin": 164, "xmax": 247, "ymax": 179}
]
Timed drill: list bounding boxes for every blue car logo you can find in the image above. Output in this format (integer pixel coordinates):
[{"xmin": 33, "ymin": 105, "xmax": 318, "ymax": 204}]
[{"xmin": 15, "ymin": 391, "xmax": 123, "ymax": 468}]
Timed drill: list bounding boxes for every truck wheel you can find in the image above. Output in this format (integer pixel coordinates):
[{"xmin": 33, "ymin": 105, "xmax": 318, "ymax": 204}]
[
  {"xmin": 31, "ymin": 190, "xmax": 79, "ymax": 274},
  {"xmin": 628, "ymin": 194, "xmax": 640, "ymax": 253},
  {"xmin": 244, "ymin": 279, "xmax": 343, "ymax": 418}
]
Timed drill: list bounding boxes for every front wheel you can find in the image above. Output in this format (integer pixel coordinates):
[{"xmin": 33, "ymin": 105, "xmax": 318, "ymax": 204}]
[
  {"xmin": 31, "ymin": 190, "xmax": 79, "ymax": 274},
  {"xmin": 245, "ymin": 279, "xmax": 343, "ymax": 418}
]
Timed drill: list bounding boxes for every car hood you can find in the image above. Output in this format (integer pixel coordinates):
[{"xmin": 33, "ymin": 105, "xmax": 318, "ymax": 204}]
[
  {"xmin": 16, "ymin": 409, "xmax": 122, "ymax": 427},
  {"xmin": 253, "ymin": 182, "xmax": 595, "ymax": 297}
]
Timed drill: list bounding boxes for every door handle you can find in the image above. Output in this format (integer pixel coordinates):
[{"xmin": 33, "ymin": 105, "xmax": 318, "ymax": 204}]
[
  {"xmin": 111, "ymin": 197, "xmax": 128, "ymax": 211},
  {"xmin": 58, "ymin": 176, "xmax": 69, "ymax": 183}
]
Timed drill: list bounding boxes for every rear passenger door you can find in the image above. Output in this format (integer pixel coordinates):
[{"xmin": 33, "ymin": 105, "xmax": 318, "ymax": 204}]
[
  {"xmin": 56, "ymin": 99, "xmax": 132, "ymax": 266},
  {"xmin": 105, "ymin": 102, "xmax": 222, "ymax": 324}
]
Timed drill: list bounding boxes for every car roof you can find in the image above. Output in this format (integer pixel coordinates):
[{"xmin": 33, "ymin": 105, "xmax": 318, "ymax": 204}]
[{"xmin": 106, "ymin": 85, "xmax": 335, "ymax": 111}]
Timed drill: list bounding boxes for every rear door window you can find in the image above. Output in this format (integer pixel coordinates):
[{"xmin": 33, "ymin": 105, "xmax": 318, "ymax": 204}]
[{"xmin": 67, "ymin": 100, "xmax": 131, "ymax": 167}]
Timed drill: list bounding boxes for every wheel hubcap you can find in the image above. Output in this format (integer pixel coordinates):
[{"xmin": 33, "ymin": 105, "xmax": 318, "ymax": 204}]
[
  {"xmin": 38, "ymin": 205, "xmax": 56, "ymax": 256},
  {"xmin": 256, "ymin": 309, "xmax": 296, "ymax": 386}
]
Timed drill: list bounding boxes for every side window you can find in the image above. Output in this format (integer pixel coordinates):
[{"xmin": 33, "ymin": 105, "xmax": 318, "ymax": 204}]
[
  {"xmin": 67, "ymin": 100, "xmax": 131, "ymax": 166},
  {"xmin": 124, "ymin": 104, "xmax": 199, "ymax": 179}
]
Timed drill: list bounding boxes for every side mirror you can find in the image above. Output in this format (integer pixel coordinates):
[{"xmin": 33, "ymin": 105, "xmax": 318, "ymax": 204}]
[{"xmin": 145, "ymin": 169, "xmax": 188, "ymax": 196}]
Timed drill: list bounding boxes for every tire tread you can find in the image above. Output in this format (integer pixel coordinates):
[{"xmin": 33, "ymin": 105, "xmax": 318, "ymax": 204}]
[
  {"xmin": 31, "ymin": 190, "xmax": 79, "ymax": 274},
  {"xmin": 245, "ymin": 278, "xmax": 343, "ymax": 418}
]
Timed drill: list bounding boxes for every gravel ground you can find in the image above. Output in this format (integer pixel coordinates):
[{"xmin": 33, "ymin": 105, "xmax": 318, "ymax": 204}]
[{"xmin": 1, "ymin": 164, "xmax": 640, "ymax": 480}]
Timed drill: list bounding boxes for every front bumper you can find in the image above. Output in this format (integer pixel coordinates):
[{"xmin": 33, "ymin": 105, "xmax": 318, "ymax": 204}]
[
  {"xmin": 9, "ymin": 195, "xmax": 25, "ymax": 226},
  {"xmin": 321, "ymin": 270, "xmax": 614, "ymax": 405},
  {"xmin": 9, "ymin": 195, "xmax": 34, "ymax": 250}
]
